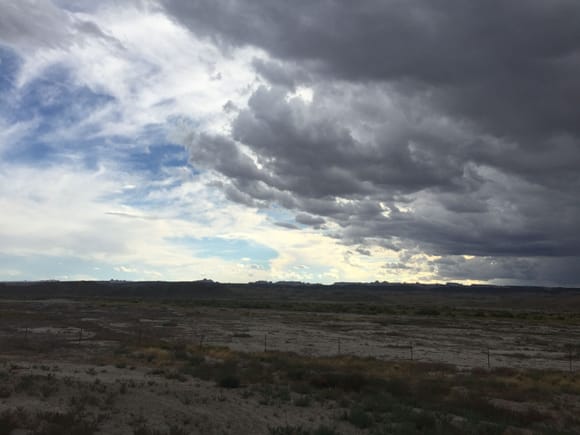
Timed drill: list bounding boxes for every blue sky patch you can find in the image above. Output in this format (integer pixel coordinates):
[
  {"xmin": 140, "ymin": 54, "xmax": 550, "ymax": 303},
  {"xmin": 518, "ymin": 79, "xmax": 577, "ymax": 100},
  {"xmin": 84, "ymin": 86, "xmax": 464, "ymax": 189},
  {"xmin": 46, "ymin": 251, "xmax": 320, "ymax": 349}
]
[
  {"xmin": 121, "ymin": 143, "xmax": 189, "ymax": 175},
  {"xmin": 0, "ymin": 253, "xmax": 142, "ymax": 281},
  {"xmin": 170, "ymin": 237, "xmax": 278, "ymax": 268},
  {"xmin": 260, "ymin": 205, "xmax": 298, "ymax": 228},
  {"xmin": 0, "ymin": 45, "xmax": 21, "ymax": 93}
]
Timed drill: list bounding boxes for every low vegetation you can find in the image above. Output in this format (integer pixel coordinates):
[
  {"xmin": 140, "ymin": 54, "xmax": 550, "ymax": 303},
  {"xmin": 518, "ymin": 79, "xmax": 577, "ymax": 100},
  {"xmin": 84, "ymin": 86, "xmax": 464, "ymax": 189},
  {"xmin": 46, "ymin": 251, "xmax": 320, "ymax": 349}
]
[
  {"xmin": 1, "ymin": 294, "xmax": 579, "ymax": 434},
  {"xmin": 106, "ymin": 341, "xmax": 580, "ymax": 433},
  {"xmin": 165, "ymin": 298, "xmax": 580, "ymax": 325}
]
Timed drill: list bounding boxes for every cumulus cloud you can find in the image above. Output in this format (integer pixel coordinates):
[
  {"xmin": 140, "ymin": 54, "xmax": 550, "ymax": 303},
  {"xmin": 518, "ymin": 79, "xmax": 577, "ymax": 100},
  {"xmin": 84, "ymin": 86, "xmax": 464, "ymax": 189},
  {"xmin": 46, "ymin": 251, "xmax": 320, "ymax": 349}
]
[
  {"xmin": 181, "ymin": 83, "xmax": 580, "ymax": 260},
  {"xmin": 295, "ymin": 213, "xmax": 325, "ymax": 228},
  {"xmin": 1, "ymin": 0, "xmax": 579, "ymax": 284},
  {"xmin": 433, "ymin": 255, "xmax": 580, "ymax": 287},
  {"xmin": 167, "ymin": 0, "xmax": 580, "ymax": 285},
  {"xmin": 163, "ymin": 0, "xmax": 580, "ymax": 137}
]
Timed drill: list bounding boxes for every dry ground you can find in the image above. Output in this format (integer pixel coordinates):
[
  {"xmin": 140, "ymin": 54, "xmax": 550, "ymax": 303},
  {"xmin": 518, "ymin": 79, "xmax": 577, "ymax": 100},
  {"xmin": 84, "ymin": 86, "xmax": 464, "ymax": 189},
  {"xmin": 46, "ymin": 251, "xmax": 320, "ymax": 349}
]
[{"xmin": 1, "ymin": 297, "xmax": 580, "ymax": 434}]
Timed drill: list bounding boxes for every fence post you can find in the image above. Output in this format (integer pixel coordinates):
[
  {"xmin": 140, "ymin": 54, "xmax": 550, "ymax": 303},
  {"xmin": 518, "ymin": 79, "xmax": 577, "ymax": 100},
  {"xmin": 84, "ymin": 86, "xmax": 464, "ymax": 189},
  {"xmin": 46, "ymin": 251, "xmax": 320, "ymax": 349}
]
[
  {"xmin": 410, "ymin": 342, "xmax": 414, "ymax": 361},
  {"xmin": 487, "ymin": 346, "xmax": 491, "ymax": 370},
  {"xmin": 78, "ymin": 328, "xmax": 83, "ymax": 345},
  {"xmin": 264, "ymin": 333, "xmax": 267, "ymax": 353},
  {"xmin": 199, "ymin": 334, "xmax": 204, "ymax": 350},
  {"xmin": 337, "ymin": 337, "xmax": 341, "ymax": 355}
]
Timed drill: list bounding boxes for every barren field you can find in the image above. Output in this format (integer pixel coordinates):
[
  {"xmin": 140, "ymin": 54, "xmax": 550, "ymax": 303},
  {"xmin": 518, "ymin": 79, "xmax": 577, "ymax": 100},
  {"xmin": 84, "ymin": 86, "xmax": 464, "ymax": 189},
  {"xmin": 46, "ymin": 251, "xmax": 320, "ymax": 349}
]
[{"xmin": 1, "ymin": 293, "xmax": 580, "ymax": 434}]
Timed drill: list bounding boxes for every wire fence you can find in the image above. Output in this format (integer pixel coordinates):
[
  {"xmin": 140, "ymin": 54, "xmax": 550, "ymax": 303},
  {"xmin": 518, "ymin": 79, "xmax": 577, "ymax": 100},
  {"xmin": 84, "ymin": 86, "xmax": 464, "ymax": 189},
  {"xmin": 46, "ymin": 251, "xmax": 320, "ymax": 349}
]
[{"xmin": 7, "ymin": 322, "xmax": 578, "ymax": 373}]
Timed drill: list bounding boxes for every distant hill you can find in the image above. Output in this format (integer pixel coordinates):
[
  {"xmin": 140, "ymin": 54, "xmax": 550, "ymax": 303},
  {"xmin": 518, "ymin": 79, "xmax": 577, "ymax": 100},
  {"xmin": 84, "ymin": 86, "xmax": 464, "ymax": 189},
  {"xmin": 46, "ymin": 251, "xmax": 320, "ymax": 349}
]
[{"xmin": 0, "ymin": 280, "xmax": 578, "ymax": 301}]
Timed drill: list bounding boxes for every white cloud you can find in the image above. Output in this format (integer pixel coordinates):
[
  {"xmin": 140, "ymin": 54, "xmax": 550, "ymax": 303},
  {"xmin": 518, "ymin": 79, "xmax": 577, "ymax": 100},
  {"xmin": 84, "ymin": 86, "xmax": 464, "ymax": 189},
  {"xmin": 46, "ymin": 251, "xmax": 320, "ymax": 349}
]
[
  {"xmin": 0, "ymin": 1, "xmax": 444, "ymax": 284},
  {"xmin": 0, "ymin": 158, "xmax": 430, "ymax": 282},
  {"xmin": 12, "ymin": 2, "xmax": 260, "ymax": 140},
  {"xmin": 0, "ymin": 118, "xmax": 39, "ymax": 154},
  {"xmin": 0, "ymin": 0, "xmax": 74, "ymax": 51}
]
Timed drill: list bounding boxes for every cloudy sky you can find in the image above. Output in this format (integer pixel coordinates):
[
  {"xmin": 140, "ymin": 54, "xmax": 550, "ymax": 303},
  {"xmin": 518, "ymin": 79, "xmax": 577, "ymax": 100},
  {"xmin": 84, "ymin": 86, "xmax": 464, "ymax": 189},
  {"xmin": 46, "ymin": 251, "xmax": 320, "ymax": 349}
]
[{"xmin": 0, "ymin": 0, "xmax": 579, "ymax": 285}]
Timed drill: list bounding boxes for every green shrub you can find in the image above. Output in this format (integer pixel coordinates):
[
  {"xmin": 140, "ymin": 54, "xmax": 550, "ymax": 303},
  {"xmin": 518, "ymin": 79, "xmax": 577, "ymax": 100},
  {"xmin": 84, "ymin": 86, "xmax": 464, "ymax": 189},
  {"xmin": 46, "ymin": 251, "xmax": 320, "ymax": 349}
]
[
  {"xmin": 269, "ymin": 426, "xmax": 339, "ymax": 435},
  {"xmin": 309, "ymin": 371, "xmax": 367, "ymax": 392},
  {"xmin": 381, "ymin": 378, "xmax": 411, "ymax": 397},
  {"xmin": 171, "ymin": 343, "xmax": 188, "ymax": 360},
  {"xmin": 0, "ymin": 386, "xmax": 12, "ymax": 398},
  {"xmin": 35, "ymin": 410, "xmax": 98, "ymax": 435},
  {"xmin": 293, "ymin": 395, "xmax": 312, "ymax": 407},
  {"xmin": 269, "ymin": 425, "xmax": 309, "ymax": 435},
  {"xmin": 347, "ymin": 406, "xmax": 373, "ymax": 429},
  {"xmin": 0, "ymin": 410, "xmax": 18, "ymax": 435},
  {"xmin": 287, "ymin": 367, "xmax": 307, "ymax": 381},
  {"xmin": 218, "ymin": 375, "xmax": 241, "ymax": 388},
  {"xmin": 312, "ymin": 426, "xmax": 340, "ymax": 435}
]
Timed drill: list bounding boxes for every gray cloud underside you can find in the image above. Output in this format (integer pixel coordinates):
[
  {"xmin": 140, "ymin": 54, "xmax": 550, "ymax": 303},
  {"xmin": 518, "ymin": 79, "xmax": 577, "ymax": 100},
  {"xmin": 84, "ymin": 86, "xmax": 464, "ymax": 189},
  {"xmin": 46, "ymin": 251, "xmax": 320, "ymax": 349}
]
[
  {"xmin": 0, "ymin": 1, "xmax": 123, "ymax": 52},
  {"xmin": 164, "ymin": 0, "xmax": 580, "ymax": 284}
]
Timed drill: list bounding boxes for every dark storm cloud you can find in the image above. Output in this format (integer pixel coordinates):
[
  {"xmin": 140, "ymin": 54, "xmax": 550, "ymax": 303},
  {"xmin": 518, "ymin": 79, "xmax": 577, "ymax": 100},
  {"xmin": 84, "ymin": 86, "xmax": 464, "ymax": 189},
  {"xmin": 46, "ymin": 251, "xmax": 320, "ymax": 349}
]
[
  {"xmin": 164, "ymin": 0, "xmax": 580, "ymax": 140},
  {"xmin": 356, "ymin": 248, "xmax": 371, "ymax": 257},
  {"xmin": 274, "ymin": 222, "xmax": 299, "ymax": 230},
  {"xmin": 433, "ymin": 256, "xmax": 580, "ymax": 287},
  {"xmin": 168, "ymin": 0, "xmax": 580, "ymax": 284},
  {"xmin": 230, "ymin": 85, "xmax": 467, "ymax": 197},
  {"xmin": 186, "ymin": 132, "xmax": 268, "ymax": 187},
  {"xmin": 295, "ymin": 213, "xmax": 325, "ymax": 228},
  {"xmin": 251, "ymin": 58, "xmax": 311, "ymax": 90},
  {"xmin": 433, "ymin": 256, "xmax": 538, "ymax": 283}
]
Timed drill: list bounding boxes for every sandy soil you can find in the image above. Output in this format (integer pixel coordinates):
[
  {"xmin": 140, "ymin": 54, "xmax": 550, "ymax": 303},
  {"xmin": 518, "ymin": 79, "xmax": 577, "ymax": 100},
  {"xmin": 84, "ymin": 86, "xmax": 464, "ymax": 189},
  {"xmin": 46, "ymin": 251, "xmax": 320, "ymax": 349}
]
[
  {"xmin": 1, "ymin": 299, "xmax": 579, "ymax": 371},
  {"xmin": 1, "ymin": 298, "xmax": 580, "ymax": 434},
  {"xmin": 0, "ymin": 359, "xmax": 360, "ymax": 435}
]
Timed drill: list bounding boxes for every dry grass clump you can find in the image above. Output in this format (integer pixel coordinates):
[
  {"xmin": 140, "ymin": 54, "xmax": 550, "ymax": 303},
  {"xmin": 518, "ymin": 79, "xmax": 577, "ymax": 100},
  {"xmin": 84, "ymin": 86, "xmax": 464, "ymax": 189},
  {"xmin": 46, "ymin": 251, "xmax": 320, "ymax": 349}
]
[
  {"xmin": 0, "ymin": 407, "xmax": 99, "ymax": 435},
  {"xmin": 54, "ymin": 339, "xmax": 578, "ymax": 434}
]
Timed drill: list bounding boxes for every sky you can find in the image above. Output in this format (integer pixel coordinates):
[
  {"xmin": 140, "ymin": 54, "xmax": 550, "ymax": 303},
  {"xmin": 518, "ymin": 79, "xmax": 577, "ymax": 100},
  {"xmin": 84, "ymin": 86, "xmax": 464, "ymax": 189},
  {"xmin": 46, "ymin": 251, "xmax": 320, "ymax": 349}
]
[{"xmin": 0, "ymin": 0, "xmax": 579, "ymax": 286}]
